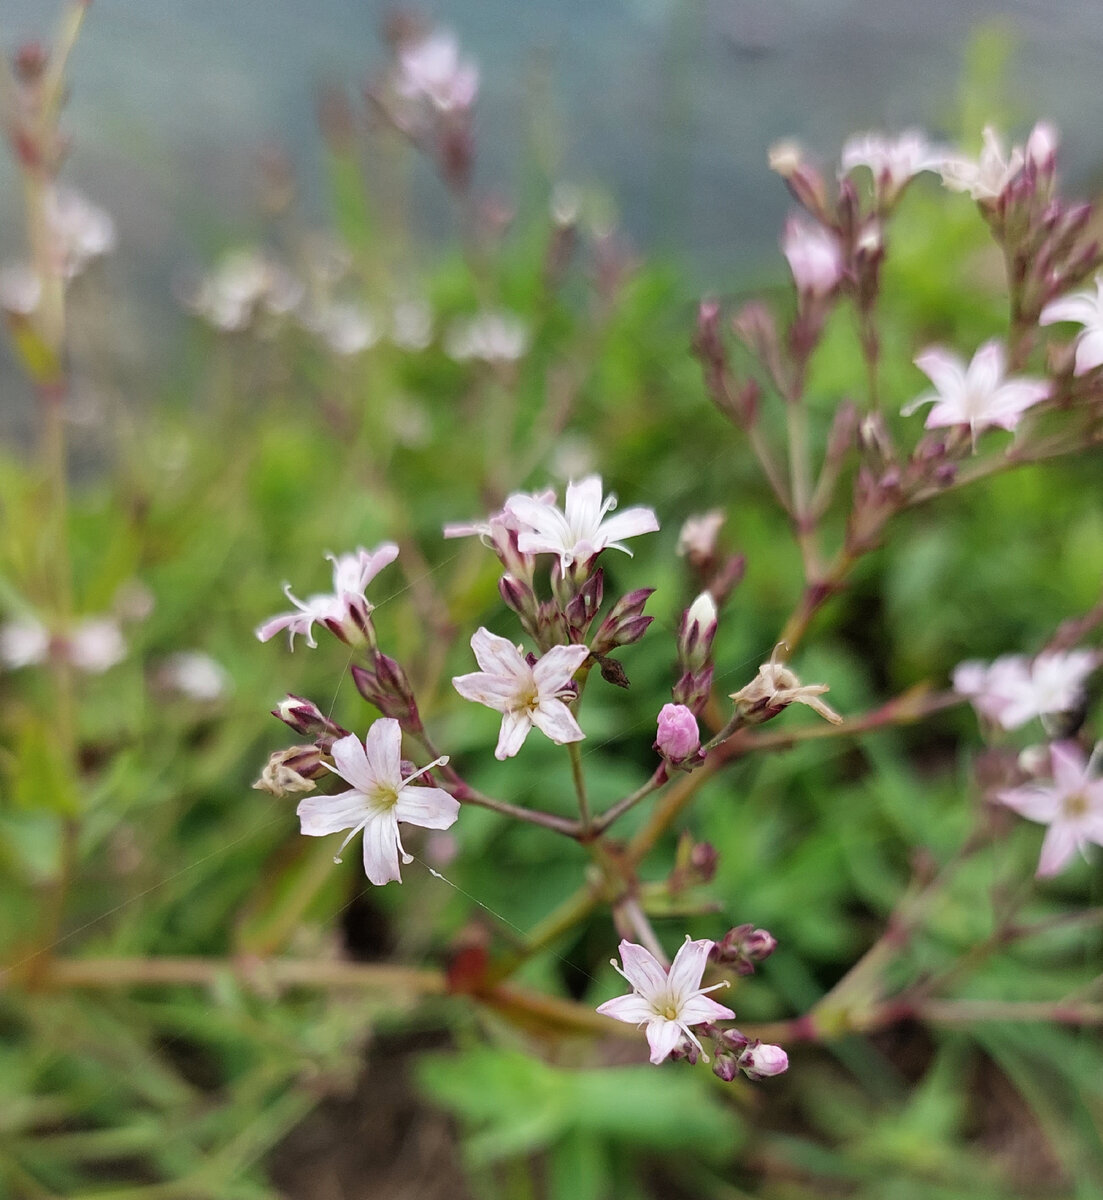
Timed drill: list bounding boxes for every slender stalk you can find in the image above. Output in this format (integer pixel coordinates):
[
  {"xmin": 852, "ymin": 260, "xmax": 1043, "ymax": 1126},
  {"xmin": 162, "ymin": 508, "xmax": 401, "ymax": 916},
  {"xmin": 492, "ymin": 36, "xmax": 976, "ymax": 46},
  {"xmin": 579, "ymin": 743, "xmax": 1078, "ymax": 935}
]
[
  {"xmin": 567, "ymin": 741, "xmax": 591, "ymax": 833},
  {"xmin": 590, "ymin": 766, "xmax": 667, "ymax": 836}
]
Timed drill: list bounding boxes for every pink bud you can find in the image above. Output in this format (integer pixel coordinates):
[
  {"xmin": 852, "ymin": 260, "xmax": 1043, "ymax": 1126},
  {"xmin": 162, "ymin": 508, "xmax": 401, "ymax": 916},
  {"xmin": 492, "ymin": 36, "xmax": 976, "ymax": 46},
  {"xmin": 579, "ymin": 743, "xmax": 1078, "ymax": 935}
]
[
  {"xmin": 782, "ymin": 216, "xmax": 844, "ymax": 299},
  {"xmin": 655, "ymin": 703, "xmax": 701, "ymax": 762},
  {"xmin": 739, "ymin": 1041, "xmax": 789, "ymax": 1080}
]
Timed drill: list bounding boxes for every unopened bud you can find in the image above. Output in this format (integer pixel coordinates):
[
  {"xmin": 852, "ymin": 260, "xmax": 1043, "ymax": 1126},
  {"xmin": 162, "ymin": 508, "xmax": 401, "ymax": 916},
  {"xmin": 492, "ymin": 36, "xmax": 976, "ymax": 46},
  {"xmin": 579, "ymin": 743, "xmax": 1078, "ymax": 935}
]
[
  {"xmin": 655, "ymin": 703, "xmax": 701, "ymax": 764},
  {"xmin": 712, "ymin": 1053, "xmax": 738, "ymax": 1082},
  {"xmin": 738, "ymin": 1040, "xmax": 789, "ymax": 1080},
  {"xmin": 712, "ymin": 923, "xmax": 778, "ymax": 975},
  {"xmin": 679, "ymin": 592, "xmax": 718, "ymax": 673},
  {"xmin": 351, "ymin": 652, "xmax": 422, "ymax": 731},
  {"xmin": 676, "ymin": 511, "xmax": 725, "ymax": 569},
  {"xmin": 590, "ymin": 588, "xmax": 654, "ymax": 655},
  {"xmin": 565, "ymin": 568, "xmax": 604, "ymax": 636},
  {"xmin": 273, "ymin": 694, "xmax": 347, "ymax": 739}
]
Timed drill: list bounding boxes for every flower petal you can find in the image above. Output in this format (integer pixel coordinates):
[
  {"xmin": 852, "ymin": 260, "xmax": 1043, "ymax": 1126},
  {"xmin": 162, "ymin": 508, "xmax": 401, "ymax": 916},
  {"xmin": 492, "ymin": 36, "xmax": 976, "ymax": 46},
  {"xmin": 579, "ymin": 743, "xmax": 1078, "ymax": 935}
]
[
  {"xmin": 530, "ymin": 697, "xmax": 585, "ymax": 745},
  {"xmin": 1074, "ymin": 328, "xmax": 1103, "ymax": 375},
  {"xmin": 996, "ymin": 783, "xmax": 1062, "ymax": 824},
  {"xmin": 452, "ymin": 670, "xmax": 518, "ymax": 710},
  {"xmin": 329, "ymin": 733, "xmax": 378, "ymax": 793},
  {"xmin": 598, "ymin": 506, "xmax": 661, "ymax": 547},
  {"xmin": 595, "ymin": 993, "xmax": 655, "ymax": 1024},
  {"xmin": 616, "ymin": 940, "xmax": 668, "ymax": 998},
  {"xmin": 645, "ymin": 1018, "xmax": 684, "ymax": 1065},
  {"xmin": 1039, "ymin": 292, "xmax": 1099, "ymax": 326},
  {"xmin": 678, "ymin": 994, "xmax": 736, "ymax": 1025},
  {"xmin": 1037, "ymin": 821, "xmax": 1079, "ymax": 878},
  {"xmin": 394, "ymin": 784, "xmax": 461, "ymax": 830},
  {"xmin": 666, "ymin": 937, "xmax": 713, "ymax": 1003},
  {"xmin": 469, "ymin": 627, "xmax": 527, "ymax": 680},
  {"xmin": 1050, "ymin": 740, "xmax": 1089, "ymax": 794},
  {"xmin": 914, "ymin": 347, "xmax": 966, "ymax": 397},
  {"xmin": 362, "ymin": 718, "xmax": 404, "ymax": 790},
  {"xmin": 531, "ymin": 643, "xmax": 590, "ymax": 689},
  {"xmin": 362, "ymin": 811, "xmax": 404, "ymax": 885},
  {"xmin": 495, "ymin": 709, "xmax": 532, "ymax": 760},
  {"xmin": 296, "ymin": 788, "xmax": 366, "ymax": 836}
]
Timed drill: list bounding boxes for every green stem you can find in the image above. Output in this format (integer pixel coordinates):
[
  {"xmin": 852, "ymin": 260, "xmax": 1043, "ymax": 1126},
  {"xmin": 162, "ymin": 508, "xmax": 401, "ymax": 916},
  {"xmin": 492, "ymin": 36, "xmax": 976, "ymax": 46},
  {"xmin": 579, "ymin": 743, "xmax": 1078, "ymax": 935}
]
[{"xmin": 567, "ymin": 741, "xmax": 591, "ymax": 833}]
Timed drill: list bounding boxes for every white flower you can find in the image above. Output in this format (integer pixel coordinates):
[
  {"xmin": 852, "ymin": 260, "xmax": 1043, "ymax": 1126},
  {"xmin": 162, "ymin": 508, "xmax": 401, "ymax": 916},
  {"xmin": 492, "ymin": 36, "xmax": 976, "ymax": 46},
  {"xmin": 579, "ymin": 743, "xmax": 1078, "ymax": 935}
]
[
  {"xmin": 1040, "ymin": 277, "xmax": 1103, "ymax": 375},
  {"xmin": 0, "ymin": 618, "xmax": 50, "ymax": 669},
  {"xmin": 996, "ymin": 741, "xmax": 1103, "ymax": 877},
  {"xmin": 301, "ymin": 300, "xmax": 378, "ymax": 356},
  {"xmin": 66, "ymin": 617, "xmax": 127, "ymax": 673},
  {"xmin": 444, "ymin": 311, "xmax": 529, "ymax": 364},
  {"xmin": 676, "ymin": 511, "xmax": 725, "ymax": 561},
  {"xmin": 953, "ymin": 650, "xmax": 1097, "ymax": 729},
  {"xmin": 256, "ymin": 543, "xmax": 399, "ymax": 649},
  {"xmin": 157, "ymin": 651, "xmax": 229, "ymax": 701},
  {"xmin": 504, "ymin": 476, "xmax": 659, "ymax": 571},
  {"xmin": 48, "ymin": 188, "xmax": 116, "ymax": 278},
  {"xmin": 452, "ymin": 628, "xmax": 589, "ymax": 760},
  {"xmin": 940, "ymin": 126, "xmax": 1024, "ymax": 201},
  {"xmin": 596, "ymin": 937, "xmax": 735, "ymax": 1065},
  {"xmin": 841, "ymin": 130, "xmax": 944, "ymax": 201},
  {"xmin": 395, "ymin": 31, "xmax": 479, "ymax": 113},
  {"xmin": 904, "ymin": 341, "xmax": 1049, "ymax": 436},
  {"xmin": 781, "ymin": 216, "xmax": 844, "ymax": 298},
  {"xmin": 297, "ymin": 719, "xmax": 459, "ymax": 885},
  {"xmin": 391, "ymin": 298, "xmax": 433, "ymax": 350},
  {"xmin": 0, "ymin": 264, "xmax": 42, "ymax": 315}
]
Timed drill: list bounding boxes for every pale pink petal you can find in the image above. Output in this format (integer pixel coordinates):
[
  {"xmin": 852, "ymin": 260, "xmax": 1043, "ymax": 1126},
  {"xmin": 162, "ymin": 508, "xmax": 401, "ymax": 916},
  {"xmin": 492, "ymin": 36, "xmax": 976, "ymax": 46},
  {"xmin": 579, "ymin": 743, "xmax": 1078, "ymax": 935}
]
[
  {"xmin": 470, "ymin": 627, "xmax": 527, "ymax": 679},
  {"xmin": 452, "ymin": 670, "xmax": 517, "ymax": 710},
  {"xmin": 564, "ymin": 476, "xmax": 606, "ymax": 528},
  {"xmin": 362, "ymin": 718, "xmax": 404, "ymax": 789},
  {"xmin": 296, "ymin": 789, "xmax": 366, "ymax": 836},
  {"xmin": 598, "ymin": 506, "xmax": 661, "ymax": 546},
  {"xmin": 914, "ymin": 347, "xmax": 966, "ymax": 396},
  {"xmin": 1074, "ymin": 329, "xmax": 1103, "ymax": 375},
  {"xmin": 678, "ymin": 993, "xmax": 736, "ymax": 1024},
  {"xmin": 495, "ymin": 709, "xmax": 532, "ymax": 759},
  {"xmin": 1050, "ymin": 741, "xmax": 1089, "ymax": 794},
  {"xmin": 529, "ymin": 697, "xmax": 585, "ymax": 745},
  {"xmin": 595, "ymin": 993, "xmax": 655, "ymax": 1024},
  {"xmin": 394, "ymin": 785, "xmax": 460, "ymax": 830},
  {"xmin": 255, "ymin": 611, "xmax": 314, "ymax": 647},
  {"xmin": 362, "ymin": 811, "xmax": 405, "ymax": 885},
  {"xmin": 996, "ymin": 783, "xmax": 1062, "ymax": 824},
  {"xmin": 645, "ymin": 1019, "xmax": 684, "ymax": 1065},
  {"xmin": 1040, "ymin": 293, "xmax": 1100, "ymax": 326},
  {"xmin": 616, "ymin": 941, "xmax": 669, "ymax": 997},
  {"xmin": 1037, "ymin": 821, "xmax": 1079, "ymax": 878},
  {"xmin": 666, "ymin": 938, "xmax": 713, "ymax": 1001},
  {"xmin": 967, "ymin": 340, "xmax": 1006, "ymax": 397},
  {"xmin": 329, "ymin": 733, "xmax": 379, "ymax": 793},
  {"xmin": 531, "ymin": 643, "xmax": 590, "ymax": 688}
]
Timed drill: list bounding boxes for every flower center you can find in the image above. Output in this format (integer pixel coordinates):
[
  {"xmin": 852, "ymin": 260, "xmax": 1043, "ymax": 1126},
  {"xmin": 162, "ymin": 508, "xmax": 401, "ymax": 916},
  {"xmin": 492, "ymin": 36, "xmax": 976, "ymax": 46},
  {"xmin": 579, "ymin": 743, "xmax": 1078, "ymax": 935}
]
[
  {"xmin": 1064, "ymin": 791, "xmax": 1089, "ymax": 818},
  {"xmin": 373, "ymin": 786, "xmax": 400, "ymax": 812},
  {"xmin": 657, "ymin": 999, "xmax": 679, "ymax": 1021}
]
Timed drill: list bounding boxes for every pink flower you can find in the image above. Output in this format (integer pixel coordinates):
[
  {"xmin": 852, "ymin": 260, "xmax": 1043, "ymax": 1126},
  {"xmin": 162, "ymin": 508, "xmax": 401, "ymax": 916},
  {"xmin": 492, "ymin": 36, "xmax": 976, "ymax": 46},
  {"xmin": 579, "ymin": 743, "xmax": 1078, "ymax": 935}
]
[
  {"xmin": 781, "ymin": 216, "xmax": 844, "ymax": 298},
  {"xmin": 953, "ymin": 650, "xmax": 1096, "ymax": 729},
  {"xmin": 996, "ymin": 741, "xmax": 1103, "ymax": 877},
  {"xmin": 395, "ymin": 31, "xmax": 479, "ymax": 113},
  {"xmin": 655, "ymin": 703, "xmax": 701, "ymax": 762},
  {"xmin": 452, "ymin": 628, "xmax": 589, "ymax": 759},
  {"xmin": 904, "ymin": 341, "xmax": 1049, "ymax": 436},
  {"xmin": 1040, "ymin": 277, "xmax": 1103, "ymax": 375},
  {"xmin": 256, "ymin": 544, "xmax": 399, "ymax": 649},
  {"xmin": 504, "ymin": 476, "xmax": 659, "ymax": 571},
  {"xmin": 296, "ymin": 719, "xmax": 459, "ymax": 885},
  {"xmin": 596, "ymin": 937, "xmax": 735, "ymax": 1065}
]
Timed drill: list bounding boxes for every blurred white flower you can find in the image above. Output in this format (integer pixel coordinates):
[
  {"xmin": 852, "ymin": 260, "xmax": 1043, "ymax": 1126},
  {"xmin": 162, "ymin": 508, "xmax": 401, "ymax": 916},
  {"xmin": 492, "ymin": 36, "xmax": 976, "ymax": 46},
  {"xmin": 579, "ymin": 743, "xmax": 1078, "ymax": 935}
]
[
  {"xmin": 782, "ymin": 216, "xmax": 844, "ymax": 298},
  {"xmin": 303, "ymin": 300, "xmax": 378, "ymax": 356},
  {"xmin": 48, "ymin": 188, "xmax": 116, "ymax": 278},
  {"xmin": 940, "ymin": 126, "xmax": 1025, "ymax": 201},
  {"xmin": 841, "ymin": 130, "xmax": 944, "ymax": 201},
  {"xmin": 0, "ymin": 263, "xmax": 42, "ymax": 315},
  {"xmin": 157, "ymin": 651, "xmax": 229, "ymax": 701},
  {"xmin": 1040, "ymin": 276, "xmax": 1103, "ymax": 376},
  {"xmin": 0, "ymin": 618, "xmax": 50, "ymax": 669},
  {"xmin": 185, "ymin": 249, "xmax": 303, "ymax": 332},
  {"xmin": 391, "ymin": 298, "xmax": 433, "ymax": 350},
  {"xmin": 444, "ymin": 311, "xmax": 529, "ymax": 363},
  {"xmin": 953, "ymin": 650, "xmax": 1097, "ymax": 729},
  {"xmin": 395, "ymin": 31, "xmax": 479, "ymax": 113},
  {"xmin": 66, "ymin": 617, "xmax": 127, "ymax": 673}
]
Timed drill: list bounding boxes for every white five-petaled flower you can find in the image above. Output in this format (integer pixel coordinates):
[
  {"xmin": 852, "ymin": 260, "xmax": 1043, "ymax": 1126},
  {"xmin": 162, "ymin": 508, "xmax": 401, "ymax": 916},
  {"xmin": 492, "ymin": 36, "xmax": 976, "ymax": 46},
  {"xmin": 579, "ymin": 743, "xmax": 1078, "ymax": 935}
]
[
  {"xmin": 296, "ymin": 719, "xmax": 459, "ymax": 885},
  {"xmin": 395, "ymin": 31, "xmax": 479, "ymax": 113},
  {"xmin": 1040, "ymin": 277, "xmax": 1103, "ymax": 376},
  {"xmin": 256, "ymin": 543, "xmax": 399, "ymax": 649},
  {"xmin": 996, "ymin": 741, "xmax": 1103, "ymax": 878},
  {"xmin": 452, "ymin": 628, "xmax": 589, "ymax": 760},
  {"xmin": 596, "ymin": 937, "xmax": 735, "ymax": 1065},
  {"xmin": 953, "ymin": 649, "xmax": 1097, "ymax": 730},
  {"xmin": 840, "ymin": 130, "xmax": 944, "ymax": 202},
  {"xmin": 904, "ymin": 341, "xmax": 1049, "ymax": 436},
  {"xmin": 939, "ymin": 126, "xmax": 1024, "ymax": 202},
  {"xmin": 504, "ymin": 476, "xmax": 659, "ymax": 571}
]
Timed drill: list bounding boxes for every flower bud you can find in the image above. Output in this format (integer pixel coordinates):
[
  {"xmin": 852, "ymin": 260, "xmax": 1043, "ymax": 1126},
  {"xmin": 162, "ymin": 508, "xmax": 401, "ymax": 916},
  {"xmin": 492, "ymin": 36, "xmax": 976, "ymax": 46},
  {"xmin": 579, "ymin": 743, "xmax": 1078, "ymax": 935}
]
[
  {"xmin": 565, "ymin": 568, "xmax": 604, "ymax": 636},
  {"xmin": 590, "ymin": 588, "xmax": 654, "ymax": 656},
  {"xmin": 351, "ymin": 652, "xmax": 423, "ymax": 732},
  {"xmin": 712, "ymin": 923, "xmax": 778, "ymax": 975},
  {"xmin": 676, "ymin": 511, "xmax": 725, "ymax": 571},
  {"xmin": 782, "ymin": 216, "xmax": 844, "ymax": 300},
  {"xmin": 655, "ymin": 703, "xmax": 701, "ymax": 764},
  {"xmin": 252, "ymin": 745, "xmax": 328, "ymax": 796},
  {"xmin": 738, "ymin": 1041, "xmax": 789, "ymax": 1080},
  {"xmin": 678, "ymin": 592, "xmax": 718, "ymax": 673},
  {"xmin": 712, "ymin": 1053, "xmax": 738, "ymax": 1082},
  {"xmin": 273, "ymin": 694, "xmax": 348, "ymax": 739}
]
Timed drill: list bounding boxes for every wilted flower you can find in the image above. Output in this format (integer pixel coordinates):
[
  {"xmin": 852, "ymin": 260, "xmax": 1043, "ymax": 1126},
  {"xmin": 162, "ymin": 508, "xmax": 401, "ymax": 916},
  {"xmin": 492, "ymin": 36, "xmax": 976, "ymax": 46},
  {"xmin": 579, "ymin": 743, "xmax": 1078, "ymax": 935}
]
[
  {"xmin": 996, "ymin": 740, "xmax": 1103, "ymax": 877},
  {"xmin": 840, "ymin": 130, "xmax": 944, "ymax": 202},
  {"xmin": 904, "ymin": 341, "xmax": 1049, "ymax": 436},
  {"xmin": 1040, "ymin": 277, "xmax": 1103, "ymax": 375},
  {"xmin": 452, "ymin": 628, "xmax": 589, "ymax": 759},
  {"xmin": 595, "ymin": 937, "xmax": 734, "ymax": 1065},
  {"xmin": 256, "ymin": 543, "xmax": 400, "ymax": 650},
  {"xmin": 732, "ymin": 645, "xmax": 842, "ymax": 725},
  {"xmin": 297, "ymin": 718, "xmax": 459, "ymax": 885},
  {"xmin": 444, "ymin": 310, "xmax": 528, "ymax": 363},
  {"xmin": 395, "ymin": 31, "xmax": 479, "ymax": 113},
  {"xmin": 655, "ymin": 703, "xmax": 701, "ymax": 763},
  {"xmin": 782, "ymin": 216, "xmax": 844, "ymax": 298},
  {"xmin": 953, "ymin": 650, "xmax": 1096, "ymax": 729},
  {"xmin": 253, "ymin": 745, "xmax": 327, "ymax": 796},
  {"xmin": 504, "ymin": 476, "xmax": 659, "ymax": 571}
]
